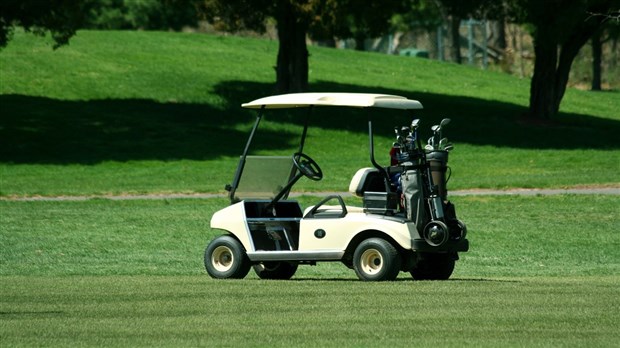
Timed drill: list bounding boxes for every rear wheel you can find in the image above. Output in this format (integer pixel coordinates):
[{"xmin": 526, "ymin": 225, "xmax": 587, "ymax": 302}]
[
  {"xmin": 353, "ymin": 238, "xmax": 401, "ymax": 281},
  {"xmin": 253, "ymin": 262, "xmax": 298, "ymax": 280},
  {"xmin": 410, "ymin": 253, "xmax": 455, "ymax": 280},
  {"xmin": 204, "ymin": 235, "xmax": 251, "ymax": 279}
]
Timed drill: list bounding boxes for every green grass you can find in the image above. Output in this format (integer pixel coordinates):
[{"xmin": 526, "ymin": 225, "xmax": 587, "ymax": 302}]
[
  {"xmin": 2, "ymin": 276, "xmax": 618, "ymax": 347},
  {"xmin": 2, "ymin": 195, "xmax": 618, "ymax": 277},
  {"xmin": 2, "ymin": 30, "xmax": 619, "ymax": 347},
  {"xmin": 1, "ymin": 195, "xmax": 619, "ymax": 346},
  {"xmin": 1, "ymin": 30, "xmax": 619, "ymax": 197}
]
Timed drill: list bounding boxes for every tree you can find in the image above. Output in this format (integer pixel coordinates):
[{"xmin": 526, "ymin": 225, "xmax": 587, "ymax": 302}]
[
  {"xmin": 322, "ymin": 0, "xmax": 404, "ymax": 51},
  {"xmin": 84, "ymin": 0, "xmax": 201, "ymax": 31},
  {"xmin": 273, "ymin": 1, "xmax": 310, "ymax": 92},
  {"xmin": 202, "ymin": 0, "xmax": 309, "ymax": 93},
  {"xmin": 0, "ymin": 0, "xmax": 90, "ymax": 49},
  {"xmin": 510, "ymin": 0, "xmax": 614, "ymax": 119},
  {"xmin": 591, "ymin": 27, "xmax": 604, "ymax": 90},
  {"xmin": 0, "ymin": 0, "xmax": 201, "ymax": 49},
  {"xmin": 392, "ymin": 0, "xmax": 443, "ymax": 33},
  {"xmin": 201, "ymin": 0, "xmax": 402, "ymax": 93},
  {"xmin": 590, "ymin": 10, "xmax": 620, "ymax": 90}
]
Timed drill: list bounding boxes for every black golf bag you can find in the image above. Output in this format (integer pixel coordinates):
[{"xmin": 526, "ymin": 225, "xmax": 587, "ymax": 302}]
[{"xmin": 393, "ymin": 123, "xmax": 467, "ymax": 247}]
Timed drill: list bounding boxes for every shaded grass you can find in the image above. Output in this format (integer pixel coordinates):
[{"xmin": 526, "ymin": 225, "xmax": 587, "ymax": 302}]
[{"xmin": 1, "ymin": 30, "xmax": 619, "ymax": 197}]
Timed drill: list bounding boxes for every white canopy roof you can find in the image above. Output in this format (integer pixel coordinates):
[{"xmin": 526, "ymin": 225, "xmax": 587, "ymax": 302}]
[{"xmin": 242, "ymin": 93, "xmax": 423, "ymax": 110}]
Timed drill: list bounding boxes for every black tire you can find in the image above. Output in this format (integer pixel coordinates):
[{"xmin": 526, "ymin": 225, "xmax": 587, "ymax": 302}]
[
  {"xmin": 353, "ymin": 238, "xmax": 401, "ymax": 281},
  {"xmin": 410, "ymin": 253, "xmax": 455, "ymax": 280},
  {"xmin": 253, "ymin": 262, "xmax": 298, "ymax": 280},
  {"xmin": 204, "ymin": 235, "xmax": 251, "ymax": 279}
]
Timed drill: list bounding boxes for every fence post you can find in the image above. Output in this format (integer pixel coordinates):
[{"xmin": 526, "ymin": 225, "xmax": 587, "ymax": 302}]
[
  {"xmin": 482, "ymin": 20, "xmax": 488, "ymax": 69},
  {"xmin": 467, "ymin": 19, "xmax": 474, "ymax": 65}
]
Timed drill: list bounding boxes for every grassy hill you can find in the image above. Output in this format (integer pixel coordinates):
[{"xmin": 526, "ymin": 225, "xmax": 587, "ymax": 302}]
[{"xmin": 1, "ymin": 30, "xmax": 619, "ymax": 196}]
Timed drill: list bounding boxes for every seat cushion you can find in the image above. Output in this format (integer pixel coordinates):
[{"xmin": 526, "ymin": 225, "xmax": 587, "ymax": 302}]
[{"xmin": 349, "ymin": 167, "xmax": 384, "ymax": 197}]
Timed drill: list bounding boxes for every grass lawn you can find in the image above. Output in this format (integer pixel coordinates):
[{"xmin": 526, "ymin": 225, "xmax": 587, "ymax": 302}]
[
  {"xmin": 2, "ymin": 276, "xmax": 618, "ymax": 347},
  {"xmin": 1, "ymin": 30, "xmax": 619, "ymax": 197},
  {"xmin": 2, "ymin": 195, "xmax": 618, "ymax": 277},
  {"xmin": 1, "ymin": 194, "xmax": 619, "ymax": 346},
  {"xmin": 2, "ymin": 29, "xmax": 619, "ymax": 347}
]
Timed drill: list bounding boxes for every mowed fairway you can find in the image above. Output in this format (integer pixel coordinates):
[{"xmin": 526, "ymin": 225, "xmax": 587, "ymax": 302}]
[
  {"xmin": 1, "ymin": 195, "xmax": 619, "ymax": 346},
  {"xmin": 2, "ymin": 276, "xmax": 617, "ymax": 347}
]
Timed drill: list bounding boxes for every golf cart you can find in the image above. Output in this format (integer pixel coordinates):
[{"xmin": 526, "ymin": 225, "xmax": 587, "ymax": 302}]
[{"xmin": 205, "ymin": 93, "xmax": 468, "ymax": 281}]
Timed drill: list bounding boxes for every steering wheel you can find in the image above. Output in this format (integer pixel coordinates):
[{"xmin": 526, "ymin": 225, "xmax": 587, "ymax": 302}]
[{"xmin": 293, "ymin": 152, "xmax": 323, "ymax": 181}]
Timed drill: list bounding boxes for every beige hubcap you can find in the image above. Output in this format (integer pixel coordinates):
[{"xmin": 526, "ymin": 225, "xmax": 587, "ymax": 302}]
[
  {"xmin": 211, "ymin": 246, "xmax": 234, "ymax": 272},
  {"xmin": 360, "ymin": 249, "xmax": 383, "ymax": 275}
]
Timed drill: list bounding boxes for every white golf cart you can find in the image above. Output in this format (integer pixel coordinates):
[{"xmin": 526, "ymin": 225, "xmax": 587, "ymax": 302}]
[{"xmin": 205, "ymin": 93, "xmax": 468, "ymax": 281}]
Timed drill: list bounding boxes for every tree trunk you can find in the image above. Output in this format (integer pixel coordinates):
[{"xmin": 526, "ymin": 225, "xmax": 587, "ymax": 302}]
[
  {"xmin": 449, "ymin": 16, "xmax": 461, "ymax": 64},
  {"xmin": 275, "ymin": 1, "xmax": 309, "ymax": 94},
  {"xmin": 529, "ymin": 38, "xmax": 558, "ymax": 119},
  {"xmin": 526, "ymin": 0, "xmax": 610, "ymax": 120},
  {"xmin": 591, "ymin": 30, "xmax": 602, "ymax": 91},
  {"xmin": 529, "ymin": 38, "xmax": 591, "ymax": 119},
  {"xmin": 554, "ymin": 26, "xmax": 599, "ymax": 114}
]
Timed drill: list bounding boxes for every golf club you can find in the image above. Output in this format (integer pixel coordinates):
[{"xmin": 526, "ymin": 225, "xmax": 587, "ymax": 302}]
[{"xmin": 439, "ymin": 137, "xmax": 448, "ymax": 150}]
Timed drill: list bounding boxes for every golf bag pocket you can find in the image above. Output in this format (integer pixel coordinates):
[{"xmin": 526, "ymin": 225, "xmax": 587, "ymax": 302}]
[{"xmin": 401, "ymin": 170, "xmax": 427, "ymax": 231}]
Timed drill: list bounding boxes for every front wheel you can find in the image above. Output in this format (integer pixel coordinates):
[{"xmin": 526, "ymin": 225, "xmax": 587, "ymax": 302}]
[
  {"xmin": 253, "ymin": 262, "xmax": 298, "ymax": 280},
  {"xmin": 353, "ymin": 238, "xmax": 401, "ymax": 281},
  {"xmin": 204, "ymin": 235, "xmax": 251, "ymax": 279}
]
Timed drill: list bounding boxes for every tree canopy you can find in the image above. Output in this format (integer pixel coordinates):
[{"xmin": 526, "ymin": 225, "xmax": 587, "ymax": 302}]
[
  {"xmin": 0, "ymin": 0, "xmax": 200, "ymax": 49},
  {"xmin": 85, "ymin": 0, "xmax": 200, "ymax": 31},
  {"xmin": 0, "ymin": 0, "xmax": 89, "ymax": 49}
]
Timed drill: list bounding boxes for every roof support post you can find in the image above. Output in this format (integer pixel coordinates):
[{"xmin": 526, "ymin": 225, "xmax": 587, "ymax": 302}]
[
  {"xmin": 367, "ymin": 108, "xmax": 392, "ymax": 192},
  {"xmin": 228, "ymin": 106, "xmax": 264, "ymax": 203},
  {"xmin": 298, "ymin": 105, "xmax": 312, "ymax": 153}
]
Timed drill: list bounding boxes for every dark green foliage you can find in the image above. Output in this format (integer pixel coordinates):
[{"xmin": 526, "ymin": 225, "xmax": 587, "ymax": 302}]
[
  {"xmin": 0, "ymin": 0, "xmax": 90, "ymax": 48},
  {"xmin": 85, "ymin": 0, "xmax": 201, "ymax": 30},
  {"xmin": 0, "ymin": 0, "xmax": 201, "ymax": 49}
]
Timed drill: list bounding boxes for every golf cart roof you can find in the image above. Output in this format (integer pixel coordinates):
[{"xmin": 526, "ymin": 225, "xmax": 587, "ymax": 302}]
[{"xmin": 242, "ymin": 93, "xmax": 423, "ymax": 110}]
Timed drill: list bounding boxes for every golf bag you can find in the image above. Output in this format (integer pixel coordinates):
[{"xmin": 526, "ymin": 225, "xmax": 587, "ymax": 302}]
[
  {"xmin": 392, "ymin": 119, "xmax": 467, "ymax": 246},
  {"xmin": 401, "ymin": 169, "xmax": 427, "ymax": 232}
]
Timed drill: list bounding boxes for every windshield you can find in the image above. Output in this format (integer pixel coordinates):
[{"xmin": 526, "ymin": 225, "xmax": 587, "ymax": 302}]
[{"xmin": 232, "ymin": 156, "xmax": 295, "ymax": 201}]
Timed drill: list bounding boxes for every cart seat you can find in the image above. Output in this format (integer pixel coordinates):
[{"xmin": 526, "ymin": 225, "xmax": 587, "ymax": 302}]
[{"xmin": 349, "ymin": 167, "xmax": 386, "ymax": 197}]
